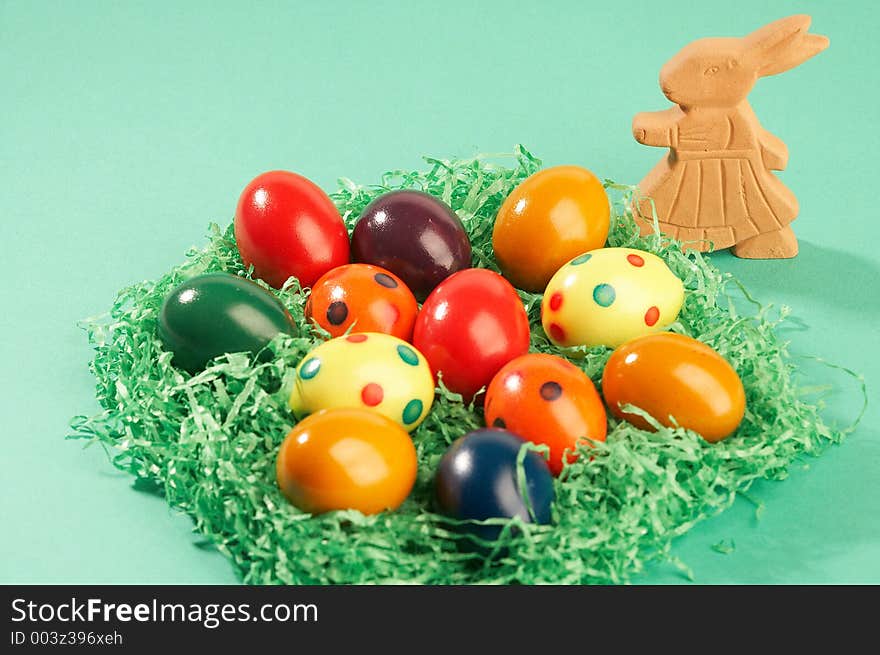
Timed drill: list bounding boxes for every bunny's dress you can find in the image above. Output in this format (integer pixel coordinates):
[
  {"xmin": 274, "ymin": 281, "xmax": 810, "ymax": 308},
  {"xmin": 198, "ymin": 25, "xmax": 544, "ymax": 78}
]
[{"xmin": 635, "ymin": 106, "xmax": 798, "ymax": 249}]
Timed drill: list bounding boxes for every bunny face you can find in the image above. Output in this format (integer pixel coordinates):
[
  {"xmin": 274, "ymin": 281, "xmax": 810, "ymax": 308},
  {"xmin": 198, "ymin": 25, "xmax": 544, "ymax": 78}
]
[{"xmin": 659, "ymin": 37, "xmax": 757, "ymax": 108}]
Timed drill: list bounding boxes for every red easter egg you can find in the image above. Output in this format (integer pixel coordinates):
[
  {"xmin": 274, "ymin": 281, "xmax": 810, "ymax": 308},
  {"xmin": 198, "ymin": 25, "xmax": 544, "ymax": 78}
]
[
  {"xmin": 413, "ymin": 268, "xmax": 530, "ymax": 402},
  {"xmin": 234, "ymin": 170, "xmax": 350, "ymax": 289}
]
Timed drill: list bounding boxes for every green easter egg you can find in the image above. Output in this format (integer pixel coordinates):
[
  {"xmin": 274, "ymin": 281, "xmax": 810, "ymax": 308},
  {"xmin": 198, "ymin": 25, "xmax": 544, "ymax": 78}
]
[{"xmin": 158, "ymin": 273, "xmax": 295, "ymax": 373}]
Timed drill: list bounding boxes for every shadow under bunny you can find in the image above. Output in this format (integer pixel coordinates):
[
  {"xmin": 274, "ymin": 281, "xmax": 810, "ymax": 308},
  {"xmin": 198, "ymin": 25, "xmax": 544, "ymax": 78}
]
[{"xmin": 707, "ymin": 240, "xmax": 880, "ymax": 317}]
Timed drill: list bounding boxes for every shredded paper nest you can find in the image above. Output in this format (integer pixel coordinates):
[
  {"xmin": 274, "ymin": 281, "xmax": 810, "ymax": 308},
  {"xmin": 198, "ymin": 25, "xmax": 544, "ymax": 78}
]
[{"xmin": 71, "ymin": 146, "xmax": 855, "ymax": 584}]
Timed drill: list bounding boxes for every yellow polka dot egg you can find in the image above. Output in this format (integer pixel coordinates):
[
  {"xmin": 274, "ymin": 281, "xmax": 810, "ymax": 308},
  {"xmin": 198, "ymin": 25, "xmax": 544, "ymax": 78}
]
[
  {"xmin": 541, "ymin": 247, "xmax": 684, "ymax": 348},
  {"xmin": 288, "ymin": 332, "xmax": 435, "ymax": 431}
]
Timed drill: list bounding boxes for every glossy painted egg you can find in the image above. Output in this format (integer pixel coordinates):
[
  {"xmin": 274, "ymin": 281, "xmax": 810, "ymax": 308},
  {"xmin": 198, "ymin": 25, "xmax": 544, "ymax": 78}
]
[
  {"xmin": 158, "ymin": 272, "xmax": 295, "ymax": 373},
  {"xmin": 351, "ymin": 190, "xmax": 472, "ymax": 301},
  {"xmin": 413, "ymin": 268, "xmax": 530, "ymax": 402},
  {"xmin": 305, "ymin": 264, "xmax": 418, "ymax": 341},
  {"xmin": 289, "ymin": 332, "xmax": 434, "ymax": 431},
  {"xmin": 434, "ymin": 428, "xmax": 554, "ymax": 542},
  {"xmin": 601, "ymin": 332, "xmax": 746, "ymax": 442},
  {"xmin": 542, "ymin": 247, "xmax": 684, "ymax": 349},
  {"xmin": 485, "ymin": 353, "xmax": 607, "ymax": 476},
  {"xmin": 276, "ymin": 408, "xmax": 417, "ymax": 515},
  {"xmin": 234, "ymin": 170, "xmax": 350, "ymax": 289},
  {"xmin": 493, "ymin": 165, "xmax": 610, "ymax": 293}
]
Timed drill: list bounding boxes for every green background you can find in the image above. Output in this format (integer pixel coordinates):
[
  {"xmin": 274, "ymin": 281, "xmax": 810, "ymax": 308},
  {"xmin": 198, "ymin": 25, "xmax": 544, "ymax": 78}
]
[{"xmin": 2, "ymin": 0, "xmax": 877, "ymax": 584}]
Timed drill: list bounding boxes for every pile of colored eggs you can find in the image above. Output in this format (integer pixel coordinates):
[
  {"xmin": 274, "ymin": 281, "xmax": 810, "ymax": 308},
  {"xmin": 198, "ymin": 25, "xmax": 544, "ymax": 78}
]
[{"xmin": 155, "ymin": 164, "xmax": 747, "ymax": 546}]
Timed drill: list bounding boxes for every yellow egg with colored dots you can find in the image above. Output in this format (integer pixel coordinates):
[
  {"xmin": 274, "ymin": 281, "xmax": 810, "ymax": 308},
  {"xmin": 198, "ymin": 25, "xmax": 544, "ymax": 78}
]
[
  {"xmin": 541, "ymin": 247, "xmax": 685, "ymax": 348},
  {"xmin": 289, "ymin": 332, "xmax": 435, "ymax": 431}
]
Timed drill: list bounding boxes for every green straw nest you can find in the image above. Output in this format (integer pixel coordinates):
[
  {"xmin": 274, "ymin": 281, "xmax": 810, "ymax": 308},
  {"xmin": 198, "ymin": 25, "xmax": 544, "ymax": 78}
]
[{"xmin": 71, "ymin": 146, "xmax": 856, "ymax": 584}]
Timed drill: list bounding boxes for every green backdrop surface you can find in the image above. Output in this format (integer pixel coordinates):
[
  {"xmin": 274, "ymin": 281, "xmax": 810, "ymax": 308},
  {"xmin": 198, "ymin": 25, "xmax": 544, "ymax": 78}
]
[{"xmin": 1, "ymin": 0, "xmax": 876, "ymax": 584}]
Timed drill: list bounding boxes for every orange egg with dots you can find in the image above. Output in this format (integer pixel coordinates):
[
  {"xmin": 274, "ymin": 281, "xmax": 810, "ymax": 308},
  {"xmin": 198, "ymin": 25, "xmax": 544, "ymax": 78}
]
[
  {"xmin": 484, "ymin": 353, "xmax": 607, "ymax": 476},
  {"xmin": 276, "ymin": 408, "xmax": 418, "ymax": 515},
  {"xmin": 601, "ymin": 332, "xmax": 746, "ymax": 442},
  {"xmin": 492, "ymin": 165, "xmax": 610, "ymax": 293},
  {"xmin": 305, "ymin": 264, "xmax": 419, "ymax": 341}
]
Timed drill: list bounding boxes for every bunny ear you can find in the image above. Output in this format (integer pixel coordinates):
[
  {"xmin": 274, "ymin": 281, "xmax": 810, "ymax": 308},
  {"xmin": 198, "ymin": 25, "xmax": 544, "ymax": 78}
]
[
  {"xmin": 745, "ymin": 14, "xmax": 829, "ymax": 77},
  {"xmin": 757, "ymin": 33, "xmax": 829, "ymax": 76}
]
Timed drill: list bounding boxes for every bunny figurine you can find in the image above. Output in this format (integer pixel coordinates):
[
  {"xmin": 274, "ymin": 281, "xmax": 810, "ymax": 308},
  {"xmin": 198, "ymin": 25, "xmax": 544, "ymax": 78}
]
[{"xmin": 632, "ymin": 15, "xmax": 828, "ymax": 258}]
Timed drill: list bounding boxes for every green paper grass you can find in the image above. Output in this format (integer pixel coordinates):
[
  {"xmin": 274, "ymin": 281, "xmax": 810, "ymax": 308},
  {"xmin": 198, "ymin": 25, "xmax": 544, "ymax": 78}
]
[{"xmin": 71, "ymin": 145, "xmax": 859, "ymax": 584}]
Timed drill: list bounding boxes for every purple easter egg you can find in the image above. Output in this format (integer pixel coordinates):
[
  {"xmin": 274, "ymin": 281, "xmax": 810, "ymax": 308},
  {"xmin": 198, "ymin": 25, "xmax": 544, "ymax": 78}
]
[{"xmin": 351, "ymin": 190, "xmax": 472, "ymax": 301}]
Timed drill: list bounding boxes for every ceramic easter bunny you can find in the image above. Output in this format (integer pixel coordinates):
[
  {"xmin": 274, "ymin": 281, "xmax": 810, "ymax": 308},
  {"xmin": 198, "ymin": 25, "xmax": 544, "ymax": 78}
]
[{"xmin": 632, "ymin": 15, "xmax": 828, "ymax": 258}]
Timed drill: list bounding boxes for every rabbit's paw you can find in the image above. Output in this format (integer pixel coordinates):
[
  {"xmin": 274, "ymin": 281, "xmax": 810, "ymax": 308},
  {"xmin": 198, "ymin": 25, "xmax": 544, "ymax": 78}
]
[{"xmin": 732, "ymin": 226, "xmax": 798, "ymax": 259}]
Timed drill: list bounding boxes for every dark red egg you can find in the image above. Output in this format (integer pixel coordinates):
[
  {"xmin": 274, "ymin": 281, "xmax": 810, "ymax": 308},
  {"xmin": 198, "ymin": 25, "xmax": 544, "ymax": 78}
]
[
  {"xmin": 351, "ymin": 190, "xmax": 472, "ymax": 301},
  {"xmin": 413, "ymin": 268, "xmax": 530, "ymax": 402}
]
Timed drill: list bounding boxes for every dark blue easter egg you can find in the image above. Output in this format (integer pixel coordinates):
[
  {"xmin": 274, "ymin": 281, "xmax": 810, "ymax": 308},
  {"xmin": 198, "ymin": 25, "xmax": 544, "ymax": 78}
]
[{"xmin": 434, "ymin": 428, "xmax": 554, "ymax": 543}]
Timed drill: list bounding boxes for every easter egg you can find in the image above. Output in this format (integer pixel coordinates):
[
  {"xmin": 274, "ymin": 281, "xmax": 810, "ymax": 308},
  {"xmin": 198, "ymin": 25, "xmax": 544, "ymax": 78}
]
[
  {"xmin": 601, "ymin": 332, "xmax": 746, "ymax": 442},
  {"xmin": 351, "ymin": 190, "xmax": 472, "ymax": 301},
  {"xmin": 542, "ymin": 247, "xmax": 684, "ymax": 349},
  {"xmin": 305, "ymin": 264, "xmax": 418, "ymax": 341},
  {"xmin": 276, "ymin": 408, "xmax": 417, "ymax": 515},
  {"xmin": 158, "ymin": 272, "xmax": 295, "ymax": 374},
  {"xmin": 492, "ymin": 165, "xmax": 610, "ymax": 293},
  {"xmin": 434, "ymin": 428, "xmax": 554, "ymax": 543},
  {"xmin": 413, "ymin": 268, "xmax": 530, "ymax": 402},
  {"xmin": 234, "ymin": 170, "xmax": 350, "ymax": 289},
  {"xmin": 289, "ymin": 332, "xmax": 434, "ymax": 431},
  {"xmin": 485, "ymin": 353, "xmax": 607, "ymax": 476}
]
